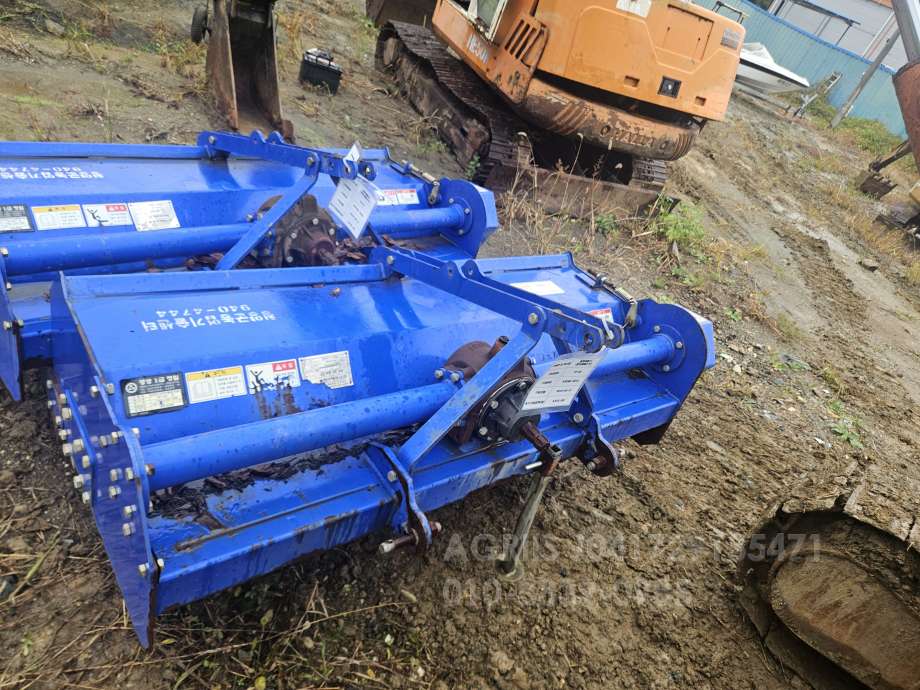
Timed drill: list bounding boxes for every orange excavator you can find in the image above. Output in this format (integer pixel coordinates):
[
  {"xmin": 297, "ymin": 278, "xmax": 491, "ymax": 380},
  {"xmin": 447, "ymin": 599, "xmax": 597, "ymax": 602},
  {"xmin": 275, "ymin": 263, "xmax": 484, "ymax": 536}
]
[{"xmin": 368, "ymin": 0, "xmax": 745, "ymax": 214}]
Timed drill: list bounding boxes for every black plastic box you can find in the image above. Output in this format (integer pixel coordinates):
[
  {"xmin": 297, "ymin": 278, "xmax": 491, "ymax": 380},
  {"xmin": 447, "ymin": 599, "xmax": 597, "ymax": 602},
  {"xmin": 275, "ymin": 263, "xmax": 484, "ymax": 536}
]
[{"xmin": 299, "ymin": 49, "xmax": 343, "ymax": 94}]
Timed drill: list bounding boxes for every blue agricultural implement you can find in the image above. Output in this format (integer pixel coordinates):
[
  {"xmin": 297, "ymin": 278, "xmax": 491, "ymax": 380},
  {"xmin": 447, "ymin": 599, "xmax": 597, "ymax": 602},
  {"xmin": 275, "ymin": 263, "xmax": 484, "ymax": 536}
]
[{"xmin": 1, "ymin": 130, "xmax": 715, "ymax": 647}]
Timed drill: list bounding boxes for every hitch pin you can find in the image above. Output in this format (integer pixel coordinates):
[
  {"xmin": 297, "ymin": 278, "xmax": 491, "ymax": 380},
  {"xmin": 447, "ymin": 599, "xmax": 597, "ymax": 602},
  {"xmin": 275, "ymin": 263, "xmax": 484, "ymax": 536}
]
[{"xmin": 379, "ymin": 521, "xmax": 442, "ymax": 555}]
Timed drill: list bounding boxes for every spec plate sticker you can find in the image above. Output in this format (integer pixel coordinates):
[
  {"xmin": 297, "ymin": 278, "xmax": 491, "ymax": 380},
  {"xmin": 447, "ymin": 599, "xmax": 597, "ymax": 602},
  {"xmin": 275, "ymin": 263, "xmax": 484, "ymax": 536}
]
[
  {"xmin": 511, "ymin": 280, "xmax": 565, "ymax": 297},
  {"xmin": 83, "ymin": 202, "xmax": 132, "ymax": 227},
  {"xmin": 520, "ymin": 351, "xmax": 605, "ymax": 414},
  {"xmin": 328, "ymin": 176, "xmax": 378, "ymax": 240},
  {"xmin": 129, "ymin": 200, "xmax": 180, "ymax": 232},
  {"xmin": 185, "ymin": 366, "xmax": 247, "ymax": 404},
  {"xmin": 246, "ymin": 359, "xmax": 301, "ymax": 392},
  {"xmin": 122, "ymin": 373, "xmax": 186, "ymax": 417},
  {"xmin": 299, "ymin": 351, "xmax": 353, "ymax": 389},
  {"xmin": 31, "ymin": 204, "xmax": 87, "ymax": 231},
  {"xmin": 0, "ymin": 204, "xmax": 32, "ymax": 232},
  {"xmin": 376, "ymin": 188, "xmax": 420, "ymax": 206}
]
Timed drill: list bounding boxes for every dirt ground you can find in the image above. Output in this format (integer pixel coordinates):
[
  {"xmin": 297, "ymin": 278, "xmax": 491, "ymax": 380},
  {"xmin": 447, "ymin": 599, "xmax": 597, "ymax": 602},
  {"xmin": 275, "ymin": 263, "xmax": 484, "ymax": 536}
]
[{"xmin": 1, "ymin": 1, "xmax": 919, "ymax": 689}]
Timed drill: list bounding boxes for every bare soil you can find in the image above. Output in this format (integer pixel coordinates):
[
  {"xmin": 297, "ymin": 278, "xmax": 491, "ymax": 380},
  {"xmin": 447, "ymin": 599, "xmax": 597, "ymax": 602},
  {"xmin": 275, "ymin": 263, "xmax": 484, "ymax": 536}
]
[{"xmin": 1, "ymin": 2, "xmax": 918, "ymax": 689}]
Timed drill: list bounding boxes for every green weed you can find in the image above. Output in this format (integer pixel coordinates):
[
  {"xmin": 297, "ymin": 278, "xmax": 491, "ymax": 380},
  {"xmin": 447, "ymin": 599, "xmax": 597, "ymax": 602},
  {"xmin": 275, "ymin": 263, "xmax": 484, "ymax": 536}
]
[{"xmin": 655, "ymin": 202, "xmax": 706, "ymax": 252}]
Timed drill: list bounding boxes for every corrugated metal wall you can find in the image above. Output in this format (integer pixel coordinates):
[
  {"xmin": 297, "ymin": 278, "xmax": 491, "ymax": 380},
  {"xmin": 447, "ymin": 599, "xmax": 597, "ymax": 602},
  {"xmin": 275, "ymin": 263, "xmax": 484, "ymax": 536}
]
[{"xmin": 697, "ymin": 0, "xmax": 907, "ymax": 136}]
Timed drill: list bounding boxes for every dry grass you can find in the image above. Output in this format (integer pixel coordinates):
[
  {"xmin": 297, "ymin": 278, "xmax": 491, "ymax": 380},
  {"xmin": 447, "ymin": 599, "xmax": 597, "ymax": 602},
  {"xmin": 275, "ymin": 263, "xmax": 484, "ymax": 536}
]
[
  {"xmin": 908, "ymin": 260, "xmax": 920, "ymax": 286},
  {"xmin": 277, "ymin": 8, "xmax": 316, "ymax": 66}
]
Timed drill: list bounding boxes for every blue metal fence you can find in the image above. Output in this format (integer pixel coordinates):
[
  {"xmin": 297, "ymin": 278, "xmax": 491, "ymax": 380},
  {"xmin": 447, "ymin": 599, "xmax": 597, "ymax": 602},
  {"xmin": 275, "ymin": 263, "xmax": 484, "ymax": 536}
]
[{"xmin": 698, "ymin": 0, "xmax": 906, "ymax": 136}]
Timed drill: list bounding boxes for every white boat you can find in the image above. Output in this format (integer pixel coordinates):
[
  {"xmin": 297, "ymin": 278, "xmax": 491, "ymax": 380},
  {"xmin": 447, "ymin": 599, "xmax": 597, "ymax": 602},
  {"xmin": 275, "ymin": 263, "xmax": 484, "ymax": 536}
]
[{"xmin": 736, "ymin": 43, "xmax": 810, "ymax": 94}]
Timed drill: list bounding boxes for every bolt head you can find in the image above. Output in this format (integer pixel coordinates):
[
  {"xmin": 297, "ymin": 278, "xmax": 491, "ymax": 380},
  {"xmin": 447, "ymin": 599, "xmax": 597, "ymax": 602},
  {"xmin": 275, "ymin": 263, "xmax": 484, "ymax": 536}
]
[
  {"xmin": 527, "ymin": 313, "xmax": 539, "ymax": 325},
  {"xmin": 434, "ymin": 369, "xmax": 444, "ymax": 380},
  {"xmin": 573, "ymin": 413, "xmax": 585, "ymax": 424},
  {"xmin": 386, "ymin": 470, "xmax": 397, "ymax": 482},
  {"xmin": 89, "ymin": 385, "xmax": 99, "ymax": 398},
  {"xmin": 0, "ymin": 247, "xmax": 8, "ymax": 256},
  {"xmin": 73, "ymin": 439, "xmax": 84, "ymax": 453},
  {"xmin": 208, "ymin": 135, "xmax": 216, "ymax": 144},
  {"xmin": 653, "ymin": 325, "xmax": 661, "ymax": 333},
  {"xmin": 109, "ymin": 468, "xmax": 120, "ymax": 482},
  {"xmin": 662, "ymin": 364, "xmax": 671, "ymax": 373},
  {"xmin": 138, "ymin": 563, "xmax": 149, "ymax": 576},
  {"xmin": 121, "ymin": 523, "xmax": 134, "ymax": 537},
  {"xmin": 478, "ymin": 427, "xmax": 489, "ymax": 436},
  {"xmin": 81, "ymin": 491, "xmax": 91, "ymax": 505},
  {"xmin": 61, "ymin": 407, "xmax": 72, "ymax": 421},
  {"xmin": 145, "ymin": 464, "xmax": 155, "ymax": 476},
  {"xmin": 307, "ymin": 156, "xmax": 316, "ymax": 166},
  {"xmin": 156, "ymin": 558, "xmax": 165, "ymax": 569},
  {"xmin": 4, "ymin": 282, "xmax": 10, "ymax": 291},
  {"xmin": 386, "ymin": 255, "xmax": 395, "ymax": 265},
  {"xmin": 125, "ymin": 468, "xmax": 135, "ymax": 481},
  {"xmin": 449, "ymin": 372, "xmax": 460, "ymax": 383},
  {"xmin": 58, "ymin": 430, "xmax": 69, "ymax": 440},
  {"xmin": 2, "ymin": 321, "xmax": 12, "ymax": 331},
  {"xmin": 61, "ymin": 443, "xmax": 73, "ymax": 456},
  {"xmin": 676, "ymin": 341, "xmax": 684, "ymax": 350},
  {"xmin": 122, "ymin": 505, "xmax": 136, "ymax": 518},
  {"xmin": 81, "ymin": 455, "xmax": 91, "ymax": 469},
  {"xmin": 73, "ymin": 475, "xmax": 84, "ymax": 489},
  {"xmin": 105, "ymin": 383, "xmax": 115, "ymax": 395},
  {"xmin": 489, "ymin": 399, "xmax": 499, "ymax": 409}
]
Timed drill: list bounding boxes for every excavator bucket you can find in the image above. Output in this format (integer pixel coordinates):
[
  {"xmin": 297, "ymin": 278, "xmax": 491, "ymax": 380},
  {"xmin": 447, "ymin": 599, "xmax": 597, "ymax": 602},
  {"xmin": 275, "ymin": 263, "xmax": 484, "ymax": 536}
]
[{"xmin": 194, "ymin": 1, "xmax": 293, "ymax": 139}]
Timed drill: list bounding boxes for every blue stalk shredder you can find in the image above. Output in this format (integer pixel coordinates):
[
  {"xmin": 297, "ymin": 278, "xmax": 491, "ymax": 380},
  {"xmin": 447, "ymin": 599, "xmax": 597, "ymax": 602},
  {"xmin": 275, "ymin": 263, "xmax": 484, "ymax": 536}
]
[{"xmin": 1, "ymin": 131, "xmax": 715, "ymax": 647}]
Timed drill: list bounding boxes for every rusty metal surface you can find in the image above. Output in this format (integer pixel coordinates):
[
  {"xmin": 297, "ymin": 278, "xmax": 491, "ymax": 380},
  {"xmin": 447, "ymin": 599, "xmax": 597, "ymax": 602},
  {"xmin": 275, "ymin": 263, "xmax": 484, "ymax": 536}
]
[
  {"xmin": 738, "ymin": 459, "xmax": 920, "ymax": 689},
  {"xmin": 894, "ymin": 59, "xmax": 920, "ymax": 174},
  {"xmin": 206, "ymin": 0, "xmax": 239, "ymax": 131},
  {"xmin": 520, "ymin": 77, "xmax": 699, "ymax": 162}
]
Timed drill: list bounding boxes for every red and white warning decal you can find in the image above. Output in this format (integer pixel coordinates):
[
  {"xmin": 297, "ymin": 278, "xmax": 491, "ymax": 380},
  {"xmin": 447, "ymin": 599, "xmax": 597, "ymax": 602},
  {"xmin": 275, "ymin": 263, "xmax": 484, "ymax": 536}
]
[
  {"xmin": 83, "ymin": 202, "xmax": 132, "ymax": 227},
  {"xmin": 588, "ymin": 307, "xmax": 614, "ymax": 323},
  {"xmin": 245, "ymin": 359, "xmax": 301, "ymax": 392}
]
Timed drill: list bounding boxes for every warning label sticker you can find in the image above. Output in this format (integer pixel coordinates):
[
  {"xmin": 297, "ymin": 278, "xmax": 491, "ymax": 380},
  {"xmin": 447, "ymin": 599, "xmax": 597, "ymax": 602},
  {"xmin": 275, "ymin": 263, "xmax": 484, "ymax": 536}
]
[
  {"xmin": 299, "ymin": 351, "xmax": 353, "ymax": 389},
  {"xmin": 122, "ymin": 373, "xmax": 186, "ymax": 417},
  {"xmin": 31, "ymin": 204, "xmax": 86, "ymax": 231},
  {"xmin": 185, "ymin": 366, "xmax": 247, "ymax": 404},
  {"xmin": 588, "ymin": 307, "xmax": 614, "ymax": 323},
  {"xmin": 0, "ymin": 205, "xmax": 32, "ymax": 232},
  {"xmin": 83, "ymin": 202, "xmax": 132, "ymax": 227},
  {"xmin": 129, "ymin": 200, "xmax": 180, "ymax": 232},
  {"xmin": 521, "ymin": 351, "xmax": 605, "ymax": 414},
  {"xmin": 329, "ymin": 177, "xmax": 378, "ymax": 240},
  {"xmin": 376, "ymin": 188, "xmax": 420, "ymax": 207},
  {"xmin": 246, "ymin": 359, "xmax": 301, "ymax": 392},
  {"xmin": 511, "ymin": 280, "xmax": 565, "ymax": 297}
]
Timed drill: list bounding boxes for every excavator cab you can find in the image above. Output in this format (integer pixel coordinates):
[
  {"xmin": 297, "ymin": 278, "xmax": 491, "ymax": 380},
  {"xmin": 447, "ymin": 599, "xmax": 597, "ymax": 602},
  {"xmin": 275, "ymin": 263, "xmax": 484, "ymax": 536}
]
[{"xmin": 191, "ymin": 0, "xmax": 293, "ymax": 139}]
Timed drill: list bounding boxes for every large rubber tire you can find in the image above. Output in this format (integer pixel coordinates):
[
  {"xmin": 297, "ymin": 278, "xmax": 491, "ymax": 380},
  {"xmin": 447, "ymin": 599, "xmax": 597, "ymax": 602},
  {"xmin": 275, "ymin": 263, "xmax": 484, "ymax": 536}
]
[{"xmin": 190, "ymin": 6, "xmax": 208, "ymax": 44}]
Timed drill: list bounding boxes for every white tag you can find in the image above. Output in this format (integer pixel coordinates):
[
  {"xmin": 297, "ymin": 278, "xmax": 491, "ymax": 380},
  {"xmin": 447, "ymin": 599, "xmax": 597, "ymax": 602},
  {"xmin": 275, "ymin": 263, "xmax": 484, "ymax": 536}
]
[
  {"xmin": 185, "ymin": 366, "xmax": 247, "ymax": 404},
  {"xmin": 328, "ymin": 176, "xmax": 378, "ymax": 240},
  {"xmin": 511, "ymin": 280, "xmax": 565, "ymax": 297},
  {"xmin": 0, "ymin": 204, "xmax": 31, "ymax": 232},
  {"xmin": 83, "ymin": 203, "xmax": 132, "ymax": 227},
  {"xmin": 345, "ymin": 141, "xmax": 363, "ymax": 163},
  {"xmin": 129, "ymin": 200, "xmax": 180, "ymax": 232},
  {"xmin": 521, "ymin": 351, "xmax": 605, "ymax": 414},
  {"xmin": 616, "ymin": 0, "xmax": 651, "ymax": 17},
  {"xmin": 31, "ymin": 204, "xmax": 86, "ymax": 231},
  {"xmin": 299, "ymin": 351, "xmax": 353, "ymax": 389},
  {"xmin": 245, "ymin": 359, "xmax": 301, "ymax": 392}
]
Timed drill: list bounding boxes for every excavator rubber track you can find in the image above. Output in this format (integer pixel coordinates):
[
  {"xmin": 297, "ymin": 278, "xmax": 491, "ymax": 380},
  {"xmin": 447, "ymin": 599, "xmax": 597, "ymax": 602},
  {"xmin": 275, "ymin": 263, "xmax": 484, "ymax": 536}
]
[
  {"xmin": 376, "ymin": 21, "xmax": 666, "ymax": 215},
  {"xmin": 738, "ymin": 465, "xmax": 920, "ymax": 689}
]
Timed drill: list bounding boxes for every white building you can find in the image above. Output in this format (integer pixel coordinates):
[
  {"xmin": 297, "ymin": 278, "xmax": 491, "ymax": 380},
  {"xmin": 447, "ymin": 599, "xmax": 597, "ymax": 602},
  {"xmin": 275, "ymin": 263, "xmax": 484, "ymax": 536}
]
[{"xmin": 767, "ymin": 0, "xmax": 907, "ymax": 68}]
